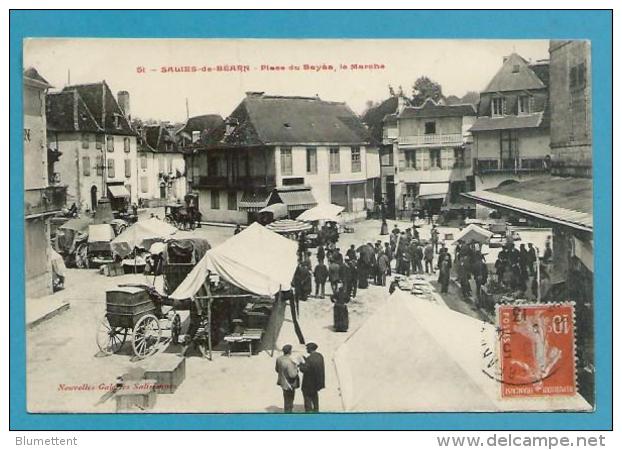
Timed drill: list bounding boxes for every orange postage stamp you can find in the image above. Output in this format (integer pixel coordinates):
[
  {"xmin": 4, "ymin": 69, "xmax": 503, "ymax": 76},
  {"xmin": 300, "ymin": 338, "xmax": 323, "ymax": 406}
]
[{"xmin": 498, "ymin": 303, "xmax": 576, "ymax": 398}]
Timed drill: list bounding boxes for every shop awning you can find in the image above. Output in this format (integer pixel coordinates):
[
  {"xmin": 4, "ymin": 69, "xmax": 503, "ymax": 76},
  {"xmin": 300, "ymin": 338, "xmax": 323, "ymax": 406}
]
[
  {"xmin": 239, "ymin": 190, "xmax": 273, "ymax": 212},
  {"xmin": 417, "ymin": 183, "xmax": 449, "ymax": 200},
  {"xmin": 107, "ymin": 185, "xmax": 130, "ymax": 198},
  {"xmin": 277, "ymin": 187, "xmax": 317, "ymax": 211}
]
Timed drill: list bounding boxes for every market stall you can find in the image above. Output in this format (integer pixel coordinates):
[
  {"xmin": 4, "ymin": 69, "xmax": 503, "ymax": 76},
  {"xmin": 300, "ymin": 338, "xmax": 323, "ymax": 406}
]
[
  {"xmin": 334, "ymin": 290, "xmax": 591, "ymax": 412},
  {"xmin": 170, "ymin": 223, "xmax": 299, "ymax": 357}
]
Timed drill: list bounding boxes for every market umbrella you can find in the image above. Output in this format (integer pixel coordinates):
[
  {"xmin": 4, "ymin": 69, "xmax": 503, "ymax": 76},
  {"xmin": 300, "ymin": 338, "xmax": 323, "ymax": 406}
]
[
  {"xmin": 297, "ymin": 203, "xmax": 344, "ymax": 222},
  {"xmin": 111, "ymin": 217, "xmax": 177, "ymax": 258},
  {"xmin": 265, "ymin": 219, "xmax": 312, "ymax": 234}
]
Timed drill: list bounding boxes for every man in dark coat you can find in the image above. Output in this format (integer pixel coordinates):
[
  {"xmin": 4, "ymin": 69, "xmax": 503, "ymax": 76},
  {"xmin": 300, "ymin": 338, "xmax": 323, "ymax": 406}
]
[
  {"xmin": 313, "ymin": 260, "xmax": 328, "ymax": 298},
  {"xmin": 300, "ymin": 342, "xmax": 325, "ymax": 412},
  {"xmin": 527, "ymin": 243, "xmax": 537, "ymax": 276}
]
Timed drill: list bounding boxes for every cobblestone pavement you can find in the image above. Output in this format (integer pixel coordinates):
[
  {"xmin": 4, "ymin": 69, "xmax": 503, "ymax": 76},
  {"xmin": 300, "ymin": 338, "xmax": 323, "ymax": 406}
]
[{"xmin": 27, "ymin": 217, "xmax": 481, "ymax": 413}]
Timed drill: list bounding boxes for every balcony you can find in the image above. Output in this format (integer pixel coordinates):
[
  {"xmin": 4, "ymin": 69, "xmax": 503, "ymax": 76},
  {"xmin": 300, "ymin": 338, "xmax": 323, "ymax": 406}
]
[
  {"xmin": 474, "ymin": 158, "xmax": 550, "ymax": 175},
  {"xmin": 398, "ymin": 133, "xmax": 463, "ymax": 147},
  {"xmin": 25, "ymin": 185, "xmax": 67, "ymax": 218},
  {"xmin": 192, "ymin": 175, "xmax": 276, "ymax": 189}
]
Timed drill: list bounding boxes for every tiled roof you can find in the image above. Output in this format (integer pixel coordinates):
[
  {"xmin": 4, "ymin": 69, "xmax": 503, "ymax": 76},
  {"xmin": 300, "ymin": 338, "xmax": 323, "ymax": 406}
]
[
  {"xmin": 469, "ymin": 113, "xmax": 543, "ymax": 132},
  {"xmin": 462, "ymin": 176, "xmax": 592, "ymax": 231},
  {"xmin": 24, "ymin": 67, "xmax": 51, "ymax": 87},
  {"xmin": 482, "ymin": 53, "xmax": 547, "ymax": 93},
  {"xmin": 399, "ymin": 99, "xmax": 476, "ymax": 119},
  {"xmin": 140, "ymin": 125, "xmax": 181, "ymax": 154},
  {"xmin": 177, "ymin": 114, "xmax": 225, "ymax": 145},
  {"xmin": 56, "ymin": 82, "xmax": 135, "ymax": 135},
  {"xmin": 46, "ymin": 91, "xmax": 102, "ymax": 133},
  {"xmin": 223, "ymin": 94, "xmax": 370, "ymax": 146}
]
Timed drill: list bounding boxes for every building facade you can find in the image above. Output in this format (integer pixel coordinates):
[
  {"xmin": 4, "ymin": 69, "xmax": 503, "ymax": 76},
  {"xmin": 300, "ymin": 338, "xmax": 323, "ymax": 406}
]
[
  {"xmin": 549, "ymin": 40, "xmax": 592, "ymax": 177},
  {"xmin": 463, "ymin": 41, "xmax": 594, "ymax": 404},
  {"xmin": 391, "ymin": 99, "xmax": 476, "ymax": 217},
  {"xmin": 24, "ymin": 68, "xmax": 67, "ymax": 298},
  {"xmin": 470, "ymin": 53, "xmax": 551, "ymax": 217},
  {"xmin": 46, "ymin": 82, "xmax": 138, "ymax": 212},
  {"xmin": 137, "ymin": 124, "xmax": 187, "ymax": 206},
  {"xmin": 187, "ymin": 92, "xmax": 379, "ymax": 224}
]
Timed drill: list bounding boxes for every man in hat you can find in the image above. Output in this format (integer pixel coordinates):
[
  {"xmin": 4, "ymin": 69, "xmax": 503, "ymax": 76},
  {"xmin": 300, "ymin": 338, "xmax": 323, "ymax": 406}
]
[
  {"xmin": 300, "ymin": 342, "xmax": 325, "ymax": 412},
  {"xmin": 275, "ymin": 344, "xmax": 300, "ymax": 412}
]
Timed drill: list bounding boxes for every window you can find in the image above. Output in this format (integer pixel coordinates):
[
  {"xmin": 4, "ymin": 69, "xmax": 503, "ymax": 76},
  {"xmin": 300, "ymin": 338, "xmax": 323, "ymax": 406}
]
[
  {"xmin": 167, "ymin": 158, "xmax": 173, "ymax": 174},
  {"xmin": 404, "ymin": 150, "xmax": 417, "ymax": 169},
  {"xmin": 227, "ymin": 191, "xmax": 237, "ymax": 210},
  {"xmin": 280, "ymin": 147, "xmax": 293, "ymax": 176},
  {"xmin": 476, "ymin": 159, "xmax": 499, "ymax": 172},
  {"xmin": 96, "ymin": 155, "xmax": 103, "ymax": 175},
  {"xmin": 492, "ymin": 97, "xmax": 505, "ymax": 116},
  {"xmin": 140, "ymin": 176, "xmax": 149, "ymax": 193},
  {"xmin": 82, "ymin": 156, "xmax": 91, "ymax": 176},
  {"xmin": 124, "ymin": 137, "xmax": 131, "ymax": 153},
  {"xmin": 351, "ymin": 146, "xmax": 361, "ymax": 172},
  {"xmin": 518, "ymin": 96, "xmax": 530, "ymax": 115},
  {"xmin": 140, "ymin": 156, "xmax": 148, "ymax": 170},
  {"xmin": 306, "ymin": 147, "xmax": 317, "ymax": 174},
  {"xmin": 107, "ymin": 158, "xmax": 115, "ymax": 178},
  {"xmin": 512, "ymin": 64, "xmax": 520, "ymax": 73},
  {"xmin": 429, "ymin": 149, "xmax": 441, "ymax": 169},
  {"xmin": 500, "ymin": 130, "xmax": 519, "ymax": 169},
  {"xmin": 329, "ymin": 147, "xmax": 340, "ymax": 173},
  {"xmin": 124, "ymin": 159, "xmax": 131, "ymax": 178},
  {"xmin": 95, "ymin": 134, "xmax": 103, "ymax": 150},
  {"xmin": 211, "ymin": 190, "xmax": 220, "ymax": 209},
  {"xmin": 570, "ymin": 62, "xmax": 586, "ymax": 90},
  {"xmin": 106, "ymin": 136, "xmax": 114, "ymax": 152},
  {"xmin": 521, "ymin": 158, "xmax": 545, "ymax": 170},
  {"xmin": 424, "ymin": 121, "xmax": 436, "ymax": 135},
  {"xmin": 81, "ymin": 133, "xmax": 90, "ymax": 149},
  {"xmin": 192, "ymin": 131, "xmax": 201, "ymax": 143}
]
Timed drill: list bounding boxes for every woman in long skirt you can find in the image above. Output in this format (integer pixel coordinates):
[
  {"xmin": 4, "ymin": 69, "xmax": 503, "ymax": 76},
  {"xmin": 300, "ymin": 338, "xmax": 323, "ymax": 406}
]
[{"xmin": 331, "ymin": 281, "xmax": 350, "ymax": 332}]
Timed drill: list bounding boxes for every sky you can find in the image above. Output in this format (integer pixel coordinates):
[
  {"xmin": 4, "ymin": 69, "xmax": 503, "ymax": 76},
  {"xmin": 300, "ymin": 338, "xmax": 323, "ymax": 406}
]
[{"xmin": 24, "ymin": 39, "xmax": 549, "ymax": 123}]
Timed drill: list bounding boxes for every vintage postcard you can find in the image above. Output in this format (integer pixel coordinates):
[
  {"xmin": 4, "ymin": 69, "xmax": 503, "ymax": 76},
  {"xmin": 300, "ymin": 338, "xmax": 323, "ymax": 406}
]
[{"xmin": 23, "ymin": 38, "xmax": 594, "ymax": 414}]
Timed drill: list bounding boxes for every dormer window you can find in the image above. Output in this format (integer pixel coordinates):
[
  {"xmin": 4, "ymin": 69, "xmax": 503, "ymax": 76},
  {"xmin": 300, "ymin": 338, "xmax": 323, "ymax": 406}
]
[
  {"xmin": 512, "ymin": 64, "xmax": 520, "ymax": 73},
  {"xmin": 191, "ymin": 131, "xmax": 200, "ymax": 143},
  {"xmin": 492, "ymin": 97, "xmax": 505, "ymax": 117},
  {"xmin": 518, "ymin": 96, "xmax": 530, "ymax": 115}
]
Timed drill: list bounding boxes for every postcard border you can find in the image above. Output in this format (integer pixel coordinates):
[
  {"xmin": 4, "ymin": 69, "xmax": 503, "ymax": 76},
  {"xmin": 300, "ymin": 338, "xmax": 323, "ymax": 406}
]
[{"xmin": 9, "ymin": 9, "xmax": 613, "ymax": 431}]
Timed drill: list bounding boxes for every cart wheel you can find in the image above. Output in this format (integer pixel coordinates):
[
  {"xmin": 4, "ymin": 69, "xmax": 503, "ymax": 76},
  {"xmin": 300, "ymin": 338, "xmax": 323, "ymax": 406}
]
[
  {"xmin": 96, "ymin": 316, "xmax": 127, "ymax": 355},
  {"xmin": 164, "ymin": 216, "xmax": 173, "ymax": 225},
  {"xmin": 132, "ymin": 314, "xmax": 161, "ymax": 359},
  {"xmin": 75, "ymin": 243, "xmax": 89, "ymax": 269}
]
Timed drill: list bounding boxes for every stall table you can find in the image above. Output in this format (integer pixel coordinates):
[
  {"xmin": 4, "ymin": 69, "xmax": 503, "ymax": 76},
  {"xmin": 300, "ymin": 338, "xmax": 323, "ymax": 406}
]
[{"xmin": 223, "ymin": 328, "xmax": 264, "ymax": 357}]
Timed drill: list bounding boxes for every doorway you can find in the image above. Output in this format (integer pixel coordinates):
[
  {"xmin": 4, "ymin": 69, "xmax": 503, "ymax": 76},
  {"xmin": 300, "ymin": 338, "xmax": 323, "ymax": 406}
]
[{"xmin": 90, "ymin": 185, "xmax": 98, "ymax": 211}]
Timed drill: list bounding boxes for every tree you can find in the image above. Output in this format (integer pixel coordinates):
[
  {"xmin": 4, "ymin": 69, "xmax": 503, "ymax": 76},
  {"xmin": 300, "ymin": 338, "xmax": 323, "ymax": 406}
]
[
  {"xmin": 460, "ymin": 91, "xmax": 480, "ymax": 106},
  {"xmin": 411, "ymin": 76, "xmax": 444, "ymax": 106},
  {"xmin": 445, "ymin": 95, "xmax": 461, "ymax": 105}
]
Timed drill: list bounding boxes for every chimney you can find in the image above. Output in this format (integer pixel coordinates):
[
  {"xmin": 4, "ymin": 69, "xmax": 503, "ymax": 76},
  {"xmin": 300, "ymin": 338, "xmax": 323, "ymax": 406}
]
[
  {"xmin": 397, "ymin": 95, "xmax": 406, "ymax": 113},
  {"xmin": 117, "ymin": 90, "xmax": 130, "ymax": 119},
  {"xmin": 503, "ymin": 55, "xmax": 509, "ymax": 63},
  {"xmin": 245, "ymin": 91, "xmax": 264, "ymax": 98}
]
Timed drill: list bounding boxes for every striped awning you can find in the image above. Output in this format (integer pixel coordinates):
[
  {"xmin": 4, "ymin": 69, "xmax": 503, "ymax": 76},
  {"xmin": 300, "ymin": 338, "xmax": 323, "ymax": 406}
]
[
  {"xmin": 276, "ymin": 187, "xmax": 317, "ymax": 211},
  {"xmin": 239, "ymin": 190, "xmax": 272, "ymax": 212},
  {"xmin": 266, "ymin": 219, "xmax": 312, "ymax": 234}
]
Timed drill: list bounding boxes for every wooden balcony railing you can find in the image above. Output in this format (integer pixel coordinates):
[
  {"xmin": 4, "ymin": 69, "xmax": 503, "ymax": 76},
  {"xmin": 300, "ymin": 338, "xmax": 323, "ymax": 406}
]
[
  {"xmin": 192, "ymin": 175, "xmax": 276, "ymax": 189},
  {"xmin": 398, "ymin": 133, "xmax": 463, "ymax": 146}
]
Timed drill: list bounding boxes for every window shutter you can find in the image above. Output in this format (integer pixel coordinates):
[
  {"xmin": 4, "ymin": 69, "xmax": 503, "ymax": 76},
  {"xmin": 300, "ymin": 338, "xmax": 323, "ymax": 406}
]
[{"xmin": 398, "ymin": 150, "xmax": 406, "ymax": 170}]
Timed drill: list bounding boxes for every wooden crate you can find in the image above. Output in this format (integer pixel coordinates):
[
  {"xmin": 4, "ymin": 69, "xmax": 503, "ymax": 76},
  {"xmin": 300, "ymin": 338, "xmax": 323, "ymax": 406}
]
[
  {"xmin": 115, "ymin": 379, "xmax": 157, "ymax": 412},
  {"xmin": 106, "ymin": 287, "xmax": 155, "ymax": 329},
  {"xmin": 142, "ymin": 354, "xmax": 186, "ymax": 394}
]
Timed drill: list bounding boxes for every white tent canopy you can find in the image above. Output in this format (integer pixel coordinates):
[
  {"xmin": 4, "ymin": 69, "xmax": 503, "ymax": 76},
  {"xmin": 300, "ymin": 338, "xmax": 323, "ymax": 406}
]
[
  {"xmin": 110, "ymin": 217, "xmax": 177, "ymax": 258},
  {"xmin": 170, "ymin": 222, "xmax": 298, "ymax": 300},
  {"xmin": 296, "ymin": 203, "xmax": 344, "ymax": 222},
  {"xmin": 334, "ymin": 291, "xmax": 591, "ymax": 412},
  {"xmin": 453, "ymin": 223, "xmax": 494, "ymax": 244}
]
